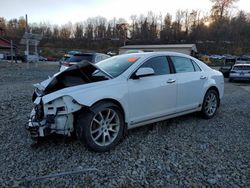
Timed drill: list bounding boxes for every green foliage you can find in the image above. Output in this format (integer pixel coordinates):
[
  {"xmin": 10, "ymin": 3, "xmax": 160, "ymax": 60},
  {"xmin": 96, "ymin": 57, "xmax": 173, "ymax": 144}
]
[{"xmin": 42, "ymin": 48, "xmax": 57, "ymax": 57}]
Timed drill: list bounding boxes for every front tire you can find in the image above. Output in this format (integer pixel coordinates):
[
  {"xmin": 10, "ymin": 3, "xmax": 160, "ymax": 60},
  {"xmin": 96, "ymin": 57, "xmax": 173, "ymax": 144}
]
[
  {"xmin": 76, "ymin": 102, "xmax": 124, "ymax": 152},
  {"xmin": 201, "ymin": 89, "xmax": 219, "ymax": 119}
]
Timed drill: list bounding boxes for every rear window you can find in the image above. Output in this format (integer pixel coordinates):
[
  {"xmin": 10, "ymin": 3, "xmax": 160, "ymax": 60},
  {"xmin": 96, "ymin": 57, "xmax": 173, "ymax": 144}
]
[
  {"xmin": 233, "ymin": 65, "xmax": 250, "ymax": 70},
  {"xmin": 66, "ymin": 54, "xmax": 93, "ymax": 63},
  {"xmin": 171, "ymin": 56, "xmax": 195, "ymax": 73},
  {"xmin": 62, "ymin": 56, "xmax": 70, "ymax": 61}
]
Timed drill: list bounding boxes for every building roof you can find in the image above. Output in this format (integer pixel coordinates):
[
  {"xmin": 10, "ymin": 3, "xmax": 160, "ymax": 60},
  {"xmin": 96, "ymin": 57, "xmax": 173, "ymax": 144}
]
[
  {"xmin": 120, "ymin": 44, "xmax": 197, "ymax": 52},
  {"xmin": 0, "ymin": 37, "xmax": 17, "ymax": 49}
]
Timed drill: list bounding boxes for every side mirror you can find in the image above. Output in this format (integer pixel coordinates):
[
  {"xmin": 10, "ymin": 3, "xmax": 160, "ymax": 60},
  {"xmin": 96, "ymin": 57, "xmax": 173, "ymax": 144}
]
[{"xmin": 135, "ymin": 67, "xmax": 155, "ymax": 78}]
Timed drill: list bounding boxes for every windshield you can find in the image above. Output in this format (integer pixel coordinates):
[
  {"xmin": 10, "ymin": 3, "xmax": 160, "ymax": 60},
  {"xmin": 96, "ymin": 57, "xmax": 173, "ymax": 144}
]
[
  {"xmin": 66, "ymin": 54, "xmax": 94, "ymax": 63},
  {"xmin": 96, "ymin": 55, "xmax": 140, "ymax": 77}
]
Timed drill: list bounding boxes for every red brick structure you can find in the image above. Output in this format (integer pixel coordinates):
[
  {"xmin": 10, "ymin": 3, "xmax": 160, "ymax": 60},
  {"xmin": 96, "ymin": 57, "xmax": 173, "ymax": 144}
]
[
  {"xmin": 0, "ymin": 37, "xmax": 17, "ymax": 49},
  {"xmin": 0, "ymin": 37, "xmax": 17, "ymax": 60}
]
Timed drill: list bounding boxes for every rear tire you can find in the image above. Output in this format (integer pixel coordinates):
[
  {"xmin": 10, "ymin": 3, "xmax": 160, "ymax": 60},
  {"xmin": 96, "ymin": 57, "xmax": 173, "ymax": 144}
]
[
  {"xmin": 201, "ymin": 89, "xmax": 219, "ymax": 119},
  {"xmin": 76, "ymin": 102, "xmax": 124, "ymax": 152}
]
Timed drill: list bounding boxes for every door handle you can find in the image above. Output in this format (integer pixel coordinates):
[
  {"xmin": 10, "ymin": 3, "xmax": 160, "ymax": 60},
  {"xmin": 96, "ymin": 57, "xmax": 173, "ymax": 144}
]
[
  {"xmin": 167, "ymin": 79, "xmax": 176, "ymax": 83},
  {"xmin": 200, "ymin": 75, "xmax": 207, "ymax": 79}
]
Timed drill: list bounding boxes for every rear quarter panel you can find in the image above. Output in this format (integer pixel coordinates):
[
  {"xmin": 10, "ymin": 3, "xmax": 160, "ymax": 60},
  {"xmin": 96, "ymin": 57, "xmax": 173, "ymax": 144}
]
[{"xmin": 205, "ymin": 70, "xmax": 224, "ymax": 100}]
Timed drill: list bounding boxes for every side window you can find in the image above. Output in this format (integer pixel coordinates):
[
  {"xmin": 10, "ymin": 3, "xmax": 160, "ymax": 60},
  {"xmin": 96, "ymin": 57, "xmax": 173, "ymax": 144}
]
[
  {"xmin": 102, "ymin": 55, "xmax": 110, "ymax": 61},
  {"xmin": 171, "ymin": 56, "xmax": 195, "ymax": 73},
  {"xmin": 192, "ymin": 60, "xmax": 202, "ymax": 71},
  {"xmin": 95, "ymin": 55, "xmax": 102, "ymax": 63},
  {"xmin": 140, "ymin": 56, "xmax": 170, "ymax": 75}
]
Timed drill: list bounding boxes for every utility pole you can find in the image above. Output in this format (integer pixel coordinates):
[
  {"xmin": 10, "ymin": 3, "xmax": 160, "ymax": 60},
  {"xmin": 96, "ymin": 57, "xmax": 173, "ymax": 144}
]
[
  {"xmin": 20, "ymin": 14, "xmax": 42, "ymax": 67},
  {"xmin": 25, "ymin": 14, "xmax": 29, "ymax": 65},
  {"xmin": 10, "ymin": 40, "xmax": 13, "ymax": 63}
]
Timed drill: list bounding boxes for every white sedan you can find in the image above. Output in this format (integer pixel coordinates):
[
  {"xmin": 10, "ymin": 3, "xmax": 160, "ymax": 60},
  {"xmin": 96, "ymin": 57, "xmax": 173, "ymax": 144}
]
[
  {"xmin": 229, "ymin": 64, "xmax": 250, "ymax": 82},
  {"xmin": 28, "ymin": 52, "xmax": 224, "ymax": 152}
]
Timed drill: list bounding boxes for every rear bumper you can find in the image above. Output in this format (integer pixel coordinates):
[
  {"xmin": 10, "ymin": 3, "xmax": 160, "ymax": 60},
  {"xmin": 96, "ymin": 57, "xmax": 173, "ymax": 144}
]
[{"xmin": 229, "ymin": 76, "xmax": 250, "ymax": 81}]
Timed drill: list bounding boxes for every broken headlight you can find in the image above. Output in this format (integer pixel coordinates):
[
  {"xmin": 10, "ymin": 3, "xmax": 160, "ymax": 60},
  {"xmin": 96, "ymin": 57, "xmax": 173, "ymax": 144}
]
[
  {"xmin": 35, "ymin": 87, "xmax": 44, "ymax": 97},
  {"xmin": 34, "ymin": 103, "xmax": 44, "ymax": 121}
]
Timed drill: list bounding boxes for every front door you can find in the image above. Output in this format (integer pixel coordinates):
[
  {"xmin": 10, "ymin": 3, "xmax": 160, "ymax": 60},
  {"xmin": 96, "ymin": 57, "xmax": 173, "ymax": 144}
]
[{"xmin": 127, "ymin": 56, "xmax": 177, "ymax": 124}]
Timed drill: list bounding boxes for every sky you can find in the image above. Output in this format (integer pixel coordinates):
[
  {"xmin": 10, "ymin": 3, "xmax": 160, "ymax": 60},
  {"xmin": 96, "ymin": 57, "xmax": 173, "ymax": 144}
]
[{"xmin": 1, "ymin": 0, "xmax": 249, "ymax": 25}]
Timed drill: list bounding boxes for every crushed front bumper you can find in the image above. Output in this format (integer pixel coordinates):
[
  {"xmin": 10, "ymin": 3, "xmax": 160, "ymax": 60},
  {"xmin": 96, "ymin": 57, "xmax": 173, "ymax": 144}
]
[
  {"xmin": 27, "ymin": 109, "xmax": 74, "ymax": 139},
  {"xmin": 27, "ymin": 96, "xmax": 81, "ymax": 139}
]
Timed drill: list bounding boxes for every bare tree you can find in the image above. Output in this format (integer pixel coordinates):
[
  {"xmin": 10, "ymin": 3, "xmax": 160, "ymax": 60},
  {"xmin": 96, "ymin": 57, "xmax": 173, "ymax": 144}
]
[
  {"xmin": 0, "ymin": 17, "xmax": 6, "ymax": 35},
  {"xmin": 183, "ymin": 10, "xmax": 190, "ymax": 35},
  {"xmin": 130, "ymin": 15, "xmax": 137, "ymax": 39},
  {"xmin": 210, "ymin": 0, "xmax": 239, "ymax": 20},
  {"xmin": 60, "ymin": 22, "xmax": 72, "ymax": 39},
  {"xmin": 52, "ymin": 25, "xmax": 60, "ymax": 38},
  {"xmin": 160, "ymin": 13, "xmax": 172, "ymax": 42},
  {"xmin": 74, "ymin": 23, "xmax": 83, "ymax": 38}
]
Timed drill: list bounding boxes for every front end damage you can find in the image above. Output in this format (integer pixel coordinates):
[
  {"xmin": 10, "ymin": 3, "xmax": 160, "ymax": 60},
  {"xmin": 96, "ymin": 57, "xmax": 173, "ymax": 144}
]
[
  {"xmin": 27, "ymin": 62, "xmax": 111, "ymax": 142},
  {"xmin": 28, "ymin": 95, "xmax": 82, "ymax": 140}
]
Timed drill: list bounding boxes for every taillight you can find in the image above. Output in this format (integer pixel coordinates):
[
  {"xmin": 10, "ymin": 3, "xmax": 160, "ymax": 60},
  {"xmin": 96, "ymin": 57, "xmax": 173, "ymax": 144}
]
[
  {"xmin": 69, "ymin": 62, "xmax": 77, "ymax": 66},
  {"xmin": 62, "ymin": 62, "xmax": 76, "ymax": 67},
  {"xmin": 62, "ymin": 62, "xmax": 70, "ymax": 67}
]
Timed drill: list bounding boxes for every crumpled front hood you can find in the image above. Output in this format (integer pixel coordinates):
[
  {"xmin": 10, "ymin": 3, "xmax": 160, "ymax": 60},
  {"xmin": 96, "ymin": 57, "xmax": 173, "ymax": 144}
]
[
  {"xmin": 34, "ymin": 77, "xmax": 53, "ymax": 90},
  {"xmin": 39, "ymin": 61, "xmax": 111, "ymax": 94},
  {"xmin": 32, "ymin": 61, "xmax": 112, "ymax": 102},
  {"xmin": 42, "ymin": 79, "xmax": 115, "ymax": 104}
]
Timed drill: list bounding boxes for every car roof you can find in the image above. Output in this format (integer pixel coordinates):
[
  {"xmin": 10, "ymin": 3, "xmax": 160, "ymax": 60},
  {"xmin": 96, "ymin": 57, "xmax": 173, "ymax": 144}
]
[
  {"xmin": 234, "ymin": 64, "xmax": 250, "ymax": 66},
  {"xmin": 73, "ymin": 53, "xmax": 96, "ymax": 56},
  {"xmin": 118, "ymin": 51, "xmax": 195, "ymax": 59},
  {"xmin": 117, "ymin": 51, "xmax": 211, "ymax": 72},
  {"xmin": 73, "ymin": 52, "xmax": 107, "ymax": 56}
]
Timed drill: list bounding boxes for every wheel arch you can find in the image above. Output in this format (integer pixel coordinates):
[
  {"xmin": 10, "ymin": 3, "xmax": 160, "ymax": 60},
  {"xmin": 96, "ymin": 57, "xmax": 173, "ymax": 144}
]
[
  {"xmin": 90, "ymin": 98, "xmax": 126, "ymax": 120},
  {"xmin": 73, "ymin": 98, "xmax": 126, "ymax": 152},
  {"xmin": 73, "ymin": 97, "xmax": 127, "ymax": 127},
  {"xmin": 205, "ymin": 86, "xmax": 220, "ymax": 107}
]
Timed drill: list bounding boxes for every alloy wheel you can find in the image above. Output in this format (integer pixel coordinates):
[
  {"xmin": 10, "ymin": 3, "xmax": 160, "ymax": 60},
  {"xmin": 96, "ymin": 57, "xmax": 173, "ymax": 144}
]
[
  {"xmin": 90, "ymin": 108, "xmax": 120, "ymax": 146},
  {"xmin": 204, "ymin": 92, "xmax": 217, "ymax": 116}
]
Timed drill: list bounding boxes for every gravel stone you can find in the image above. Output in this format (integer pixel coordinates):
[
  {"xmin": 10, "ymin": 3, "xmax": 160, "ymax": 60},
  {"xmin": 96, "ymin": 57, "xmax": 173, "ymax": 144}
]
[{"xmin": 0, "ymin": 62, "xmax": 249, "ymax": 187}]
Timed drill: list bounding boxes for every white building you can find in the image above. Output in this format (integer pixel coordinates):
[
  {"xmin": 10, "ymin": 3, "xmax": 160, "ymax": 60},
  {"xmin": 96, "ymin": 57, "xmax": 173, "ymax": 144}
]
[{"xmin": 119, "ymin": 44, "xmax": 198, "ymax": 56}]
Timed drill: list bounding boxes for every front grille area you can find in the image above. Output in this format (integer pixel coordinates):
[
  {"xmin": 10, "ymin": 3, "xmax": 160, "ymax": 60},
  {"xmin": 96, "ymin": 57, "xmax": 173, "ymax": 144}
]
[
  {"xmin": 29, "ymin": 126, "xmax": 39, "ymax": 139},
  {"xmin": 34, "ymin": 103, "xmax": 44, "ymax": 121}
]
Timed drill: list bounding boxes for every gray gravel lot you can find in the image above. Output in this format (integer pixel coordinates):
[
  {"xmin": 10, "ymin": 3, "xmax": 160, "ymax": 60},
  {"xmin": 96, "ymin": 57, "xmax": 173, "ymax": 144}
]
[{"xmin": 0, "ymin": 62, "xmax": 249, "ymax": 187}]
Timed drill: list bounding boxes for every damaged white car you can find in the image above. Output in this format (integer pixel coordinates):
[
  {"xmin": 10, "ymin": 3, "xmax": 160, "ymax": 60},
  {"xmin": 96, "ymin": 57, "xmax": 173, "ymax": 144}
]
[{"xmin": 28, "ymin": 52, "xmax": 224, "ymax": 152}]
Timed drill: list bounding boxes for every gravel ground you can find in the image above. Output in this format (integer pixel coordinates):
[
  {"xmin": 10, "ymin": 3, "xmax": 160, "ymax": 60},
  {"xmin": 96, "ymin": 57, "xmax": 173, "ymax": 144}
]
[{"xmin": 0, "ymin": 62, "xmax": 249, "ymax": 187}]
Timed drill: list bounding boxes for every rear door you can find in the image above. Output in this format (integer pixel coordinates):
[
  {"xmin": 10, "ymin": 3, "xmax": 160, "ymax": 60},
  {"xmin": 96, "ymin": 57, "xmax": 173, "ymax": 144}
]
[
  {"xmin": 127, "ymin": 56, "xmax": 177, "ymax": 124},
  {"xmin": 169, "ymin": 56, "xmax": 206, "ymax": 112}
]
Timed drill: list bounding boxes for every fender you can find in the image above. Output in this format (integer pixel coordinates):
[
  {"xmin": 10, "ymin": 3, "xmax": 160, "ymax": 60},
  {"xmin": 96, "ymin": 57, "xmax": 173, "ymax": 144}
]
[
  {"xmin": 198, "ymin": 72, "xmax": 224, "ymax": 105},
  {"xmin": 41, "ymin": 79, "xmax": 130, "ymax": 122}
]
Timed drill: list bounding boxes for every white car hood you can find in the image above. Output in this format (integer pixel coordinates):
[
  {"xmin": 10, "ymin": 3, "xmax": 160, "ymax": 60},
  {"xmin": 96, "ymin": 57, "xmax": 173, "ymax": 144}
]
[
  {"xmin": 34, "ymin": 77, "xmax": 53, "ymax": 90},
  {"xmin": 42, "ymin": 78, "xmax": 120, "ymax": 104}
]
